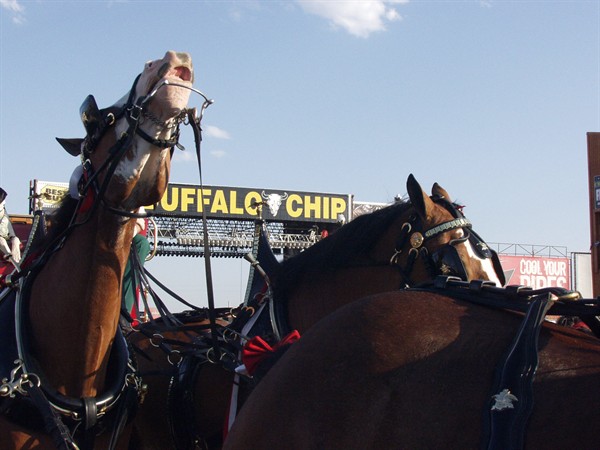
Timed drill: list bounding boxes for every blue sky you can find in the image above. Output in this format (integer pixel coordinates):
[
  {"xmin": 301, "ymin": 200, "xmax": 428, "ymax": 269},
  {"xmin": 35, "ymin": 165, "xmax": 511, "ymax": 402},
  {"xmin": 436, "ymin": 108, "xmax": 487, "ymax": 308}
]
[{"xmin": 1, "ymin": 0, "xmax": 599, "ymax": 309}]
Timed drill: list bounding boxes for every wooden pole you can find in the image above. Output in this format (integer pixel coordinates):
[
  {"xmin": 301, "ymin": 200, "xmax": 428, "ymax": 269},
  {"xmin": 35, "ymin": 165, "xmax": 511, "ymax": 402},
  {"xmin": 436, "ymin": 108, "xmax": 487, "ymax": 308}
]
[{"xmin": 587, "ymin": 132, "xmax": 600, "ymax": 297}]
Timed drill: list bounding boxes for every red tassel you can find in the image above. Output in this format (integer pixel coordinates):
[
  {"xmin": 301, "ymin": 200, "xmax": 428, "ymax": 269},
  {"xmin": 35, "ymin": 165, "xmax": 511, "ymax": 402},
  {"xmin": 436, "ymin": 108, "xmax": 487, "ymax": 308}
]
[{"xmin": 242, "ymin": 330, "xmax": 300, "ymax": 375}]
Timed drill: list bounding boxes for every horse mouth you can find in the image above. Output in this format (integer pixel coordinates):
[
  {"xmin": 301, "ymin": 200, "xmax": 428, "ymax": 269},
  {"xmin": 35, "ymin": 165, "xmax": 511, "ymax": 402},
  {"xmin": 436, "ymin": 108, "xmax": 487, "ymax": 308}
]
[{"xmin": 174, "ymin": 65, "xmax": 192, "ymax": 82}]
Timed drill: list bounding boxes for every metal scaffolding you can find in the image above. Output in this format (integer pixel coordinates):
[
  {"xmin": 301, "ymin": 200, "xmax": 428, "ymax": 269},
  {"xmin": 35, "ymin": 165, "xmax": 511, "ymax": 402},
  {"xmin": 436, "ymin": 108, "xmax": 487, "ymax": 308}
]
[
  {"xmin": 150, "ymin": 216, "xmax": 323, "ymax": 258},
  {"xmin": 487, "ymin": 243, "xmax": 569, "ymax": 258}
]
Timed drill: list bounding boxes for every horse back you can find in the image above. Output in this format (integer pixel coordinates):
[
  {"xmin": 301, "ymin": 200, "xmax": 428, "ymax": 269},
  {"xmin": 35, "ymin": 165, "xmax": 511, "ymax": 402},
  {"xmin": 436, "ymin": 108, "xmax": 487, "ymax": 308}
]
[{"xmin": 224, "ymin": 290, "xmax": 600, "ymax": 450}]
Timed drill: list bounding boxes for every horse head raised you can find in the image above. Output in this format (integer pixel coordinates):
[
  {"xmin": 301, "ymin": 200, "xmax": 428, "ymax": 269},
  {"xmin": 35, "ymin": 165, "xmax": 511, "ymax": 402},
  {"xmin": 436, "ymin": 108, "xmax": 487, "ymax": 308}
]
[
  {"xmin": 58, "ymin": 50, "xmax": 194, "ymax": 211},
  {"xmin": 0, "ymin": 51, "xmax": 199, "ymax": 449}
]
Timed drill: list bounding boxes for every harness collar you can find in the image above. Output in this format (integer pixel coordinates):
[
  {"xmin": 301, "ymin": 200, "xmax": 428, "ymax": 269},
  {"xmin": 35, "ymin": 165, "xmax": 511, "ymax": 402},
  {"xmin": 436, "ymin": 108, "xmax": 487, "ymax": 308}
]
[{"xmin": 0, "ymin": 276, "xmax": 143, "ymax": 449}]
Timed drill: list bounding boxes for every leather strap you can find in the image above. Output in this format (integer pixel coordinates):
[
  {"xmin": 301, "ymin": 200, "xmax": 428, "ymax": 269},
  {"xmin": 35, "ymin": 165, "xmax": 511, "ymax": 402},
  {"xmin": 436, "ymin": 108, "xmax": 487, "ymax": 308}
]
[
  {"xmin": 82, "ymin": 397, "xmax": 97, "ymax": 450},
  {"xmin": 25, "ymin": 383, "xmax": 75, "ymax": 450},
  {"xmin": 484, "ymin": 293, "xmax": 555, "ymax": 450}
]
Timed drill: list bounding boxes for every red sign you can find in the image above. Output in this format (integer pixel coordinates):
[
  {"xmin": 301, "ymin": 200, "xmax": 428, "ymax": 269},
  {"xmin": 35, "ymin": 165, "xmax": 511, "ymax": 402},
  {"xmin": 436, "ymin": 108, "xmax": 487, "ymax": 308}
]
[{"xmin": 499, "ymin": 255, "xmax": 571, "ymax": 289}]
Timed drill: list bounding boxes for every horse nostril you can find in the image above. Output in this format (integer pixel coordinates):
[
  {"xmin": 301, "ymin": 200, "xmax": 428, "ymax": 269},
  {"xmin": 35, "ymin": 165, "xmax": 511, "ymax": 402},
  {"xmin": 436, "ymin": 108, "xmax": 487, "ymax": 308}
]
[{"xmin": 175, "ymin": 52, "xmax": 190, "ymax": 63}]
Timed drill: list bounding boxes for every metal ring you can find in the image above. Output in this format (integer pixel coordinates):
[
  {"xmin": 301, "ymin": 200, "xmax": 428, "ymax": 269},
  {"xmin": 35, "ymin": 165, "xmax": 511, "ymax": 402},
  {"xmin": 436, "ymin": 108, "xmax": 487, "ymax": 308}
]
[
  {"xmin": 206, "ymin": 347, "xmax": 222, "ymax": 364},
  {"xmin": 146, "ymin": 216, "xmax": 158, "ymax": 261},
  {"xmin": 389, "ymin": 250, "xmax": 402, "ymax": 266},
  {"xmin": 167, "ymin": 350, "xmax": 182, "ymax": 366},
  {"xmin": 150, "ymin": 333, "xmax": 164, "ymax": 348},
  {"xmin": 219, "ymin": 350, "xmax": 235, "ymax": 365},
  {"xmin": 222, "ymin": 327, "xmax": 238, "ymax": 343}
]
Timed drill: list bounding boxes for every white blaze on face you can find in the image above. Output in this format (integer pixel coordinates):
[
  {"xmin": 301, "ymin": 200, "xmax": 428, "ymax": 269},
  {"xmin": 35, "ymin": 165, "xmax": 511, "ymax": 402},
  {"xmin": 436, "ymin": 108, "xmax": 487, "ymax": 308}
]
[
  {"xmin": 463, "ymin": 238, "xmax": 502, "ymax": 286},
  {"xmin": 113, "ymin": 148, "xmax": 153, "ymax": 182},
  {"xmin": 112, "ymin": 51, "xmax": 193, "ymax": 182}
]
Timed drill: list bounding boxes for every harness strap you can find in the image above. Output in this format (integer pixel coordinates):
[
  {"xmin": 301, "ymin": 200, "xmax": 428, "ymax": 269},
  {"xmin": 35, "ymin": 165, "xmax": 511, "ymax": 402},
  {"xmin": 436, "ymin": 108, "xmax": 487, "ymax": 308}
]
[
  {"xmin": 483, "ymin": 292, "xmax": 555, "ymax": 450},
  {"xmin": 138, "ymin": 126, "xmax": 180, "ymax": 148},
  {"xmin": 167, "ymin": 353, "xmax": 206, "ymax": 450},
  {"xmin": 82, "ymin": 397, "xmax": 97, "ymax": 450},
  {"xmin": 107, "ymin": 376, "xmax": 140, "ymax": 450},
  {"xmin": 188, "ymin": 109, "xmax": 222, "ymax": 357},
  {"xmin": 24, "ymin": 383, "xmax": 76, "ymax": 450}
]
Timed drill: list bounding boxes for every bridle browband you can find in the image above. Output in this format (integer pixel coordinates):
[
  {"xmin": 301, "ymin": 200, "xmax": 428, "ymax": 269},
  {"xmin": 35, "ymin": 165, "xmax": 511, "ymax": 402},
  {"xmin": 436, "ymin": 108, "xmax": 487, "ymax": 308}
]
[{"xmin": 423, "ymin": 216, "xmax": 471, "ymax": 240}]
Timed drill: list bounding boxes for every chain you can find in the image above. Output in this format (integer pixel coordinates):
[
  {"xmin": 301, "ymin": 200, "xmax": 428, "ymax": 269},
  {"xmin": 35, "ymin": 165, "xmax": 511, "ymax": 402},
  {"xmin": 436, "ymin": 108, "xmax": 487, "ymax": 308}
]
[
  {"xmin": 141, "ymin": 109, "xmax": 187, "ymax": 132},
  {"xmin": 126, "ymin": 361, "xmax": 148, "ymax": 405}
]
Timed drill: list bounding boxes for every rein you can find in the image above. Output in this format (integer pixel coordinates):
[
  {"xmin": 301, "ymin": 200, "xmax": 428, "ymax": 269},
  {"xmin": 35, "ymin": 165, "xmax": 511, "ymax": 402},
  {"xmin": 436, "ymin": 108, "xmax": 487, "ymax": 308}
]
[{"xmin": 186, "ymin": 104, "xmax": 223, "ymax": 357}]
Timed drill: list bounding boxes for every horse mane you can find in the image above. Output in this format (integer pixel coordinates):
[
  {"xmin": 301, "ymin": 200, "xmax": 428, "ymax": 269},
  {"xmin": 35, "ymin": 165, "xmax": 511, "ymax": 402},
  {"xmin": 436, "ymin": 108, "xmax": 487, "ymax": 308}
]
[
  {"xmin": 28, "ymin": 195, "xmax": 78, "ymax": 254},
  {"xmin": 274, "ymin": 200, "xmax": 412, "ymax": 298}
]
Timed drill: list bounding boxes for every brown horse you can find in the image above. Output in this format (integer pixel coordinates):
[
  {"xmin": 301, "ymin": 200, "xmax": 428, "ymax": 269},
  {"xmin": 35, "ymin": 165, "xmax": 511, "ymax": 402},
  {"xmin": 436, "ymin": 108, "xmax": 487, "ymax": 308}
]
[
  {"xmin": 273, "ymin": 174, "xmax": 504, "ymax": 335},
  {"xmin": 0, "ymin": 51, "xmax": 194, "ymax": 449},
  {"xmin": 224, "ymin": 286, "xmax": 600, "ymax": 450},
  {"xmin": 127, "ymin": 309, "xmax": 237, "ymax": 450},
  {"xmin": 130, "ymin": 175, "xmax": 505, "ymax": 449}
]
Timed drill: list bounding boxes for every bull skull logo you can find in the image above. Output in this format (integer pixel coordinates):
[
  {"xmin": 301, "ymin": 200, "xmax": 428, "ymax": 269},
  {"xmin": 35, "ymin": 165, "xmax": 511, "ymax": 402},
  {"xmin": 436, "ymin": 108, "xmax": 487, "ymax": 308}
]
[{"xmin": 261, "ymin": 191, "xmax": 288, "ymax": 217}]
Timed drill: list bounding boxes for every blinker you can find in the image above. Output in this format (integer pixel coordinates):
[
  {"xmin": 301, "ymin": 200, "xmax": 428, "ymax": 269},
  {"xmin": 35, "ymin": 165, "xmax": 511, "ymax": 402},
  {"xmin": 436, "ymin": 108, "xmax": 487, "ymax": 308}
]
[
  {"xmin": 468, "ymin": 233, "xmax": 493, "ymax": 260},
  {"xmin": 430, "ymin": 246, "xmax": 468, "ymax": 281},
  {"xmin": 80, "ymin": 95, "xmax": 103, "ymax": 136}
]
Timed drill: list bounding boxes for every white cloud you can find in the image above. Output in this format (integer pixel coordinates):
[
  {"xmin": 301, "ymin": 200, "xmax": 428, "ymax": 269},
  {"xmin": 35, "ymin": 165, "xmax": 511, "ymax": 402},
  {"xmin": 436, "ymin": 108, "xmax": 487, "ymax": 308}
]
[
  {"xmin": 204, "ymin": 125, "xmax": 231, "ymax": 140},
  {"xmin": 172, "ymin": 148, "xmax": 227, "ymax": 161},
  {"xmin": 210, "ymin": 149, "xmax": 227, "ymax": 158},
  {"xmin": 172, "ymin": 151, "xmax": 196, "ymax": 163},
  {"xmin": 1, "ymin": 0, "xmax": 25, "ymax": 24},
  {"xmin": 296, "ymin": 0, "xmax": 407, "ymax": 38},
  {"xmin": 228, "ymin": 1, "xmax": 261, "ymax": 22},
  {"xmin": 1, "ymin": 0, "xmax": 23, "ymax": 13}
]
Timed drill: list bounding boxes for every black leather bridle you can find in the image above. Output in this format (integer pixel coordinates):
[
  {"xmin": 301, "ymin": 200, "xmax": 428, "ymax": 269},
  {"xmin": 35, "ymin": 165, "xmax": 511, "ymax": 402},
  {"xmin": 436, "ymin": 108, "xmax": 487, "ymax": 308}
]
[
  {"xmin": 387, "ymin": 196, "xmax": 505, "ymax": 288},
  {"xmin": 67, "ymin": 74, "xmax": 188, "ymax": 222}
]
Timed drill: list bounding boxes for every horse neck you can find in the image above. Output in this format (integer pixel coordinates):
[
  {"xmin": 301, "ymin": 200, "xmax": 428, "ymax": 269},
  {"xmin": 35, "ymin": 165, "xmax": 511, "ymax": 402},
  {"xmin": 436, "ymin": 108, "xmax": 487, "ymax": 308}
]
[
  {"xmin": 27, "ymin": 208, "xmax": 136, "ymax": 397},
  {"xmin": 286, "ymin": 266, "xmax": 403, "ymax": 333},
  {"xmin": 285, "ymin": 209, "xmax": 432, "ymax": 333}
]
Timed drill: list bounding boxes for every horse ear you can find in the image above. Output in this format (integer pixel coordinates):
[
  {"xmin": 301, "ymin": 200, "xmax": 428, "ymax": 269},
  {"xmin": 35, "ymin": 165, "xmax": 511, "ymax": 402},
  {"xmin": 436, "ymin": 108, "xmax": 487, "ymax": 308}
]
[
  {"xmin": 56, "ymin": 137, "xmax": 83, "ymax": 156},
  {"xmin": 432, "ymin": 182, "xmax": 452, "ymax": 202},
  {"xmin": 407, "ymin": 174, "xmax": 435, "ymax": 220}
]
